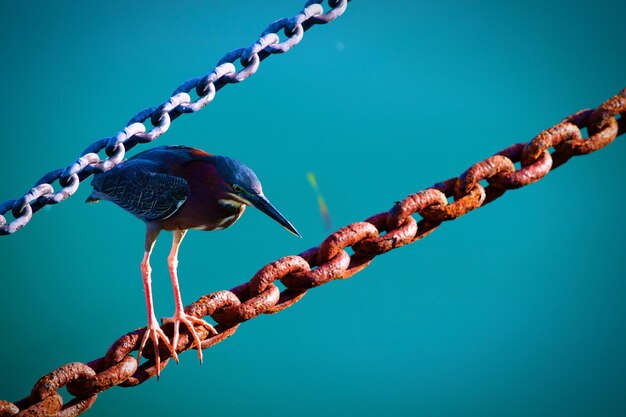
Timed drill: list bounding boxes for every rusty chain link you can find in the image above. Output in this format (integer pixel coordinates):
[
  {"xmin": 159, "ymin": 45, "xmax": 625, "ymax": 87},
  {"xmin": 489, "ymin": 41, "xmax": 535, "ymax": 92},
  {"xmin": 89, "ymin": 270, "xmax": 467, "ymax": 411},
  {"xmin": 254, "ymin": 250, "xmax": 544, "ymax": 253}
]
[
  {"xmin": 2, "ymin": 87, "xmax": 623, "ymax": 417},
  {"xmin": 0, "ymin": 0, "xmax": 350, "ymax": 236}
]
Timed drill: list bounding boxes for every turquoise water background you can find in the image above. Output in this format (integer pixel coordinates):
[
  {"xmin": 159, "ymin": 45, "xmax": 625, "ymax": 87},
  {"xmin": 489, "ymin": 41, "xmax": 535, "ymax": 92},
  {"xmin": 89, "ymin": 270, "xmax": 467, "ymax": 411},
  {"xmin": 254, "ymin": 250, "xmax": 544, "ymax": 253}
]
[{"xmin": 1, "ymin": 1, "xmax": 625, "ymax": 416}]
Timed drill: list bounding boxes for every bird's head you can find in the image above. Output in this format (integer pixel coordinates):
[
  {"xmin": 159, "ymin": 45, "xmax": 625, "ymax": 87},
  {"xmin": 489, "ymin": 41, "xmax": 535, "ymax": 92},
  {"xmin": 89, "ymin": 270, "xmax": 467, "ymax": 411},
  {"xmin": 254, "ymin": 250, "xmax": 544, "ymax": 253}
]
[{"xmin": 213, "ymin": 156, "xmax": 301, "ymax": 237}]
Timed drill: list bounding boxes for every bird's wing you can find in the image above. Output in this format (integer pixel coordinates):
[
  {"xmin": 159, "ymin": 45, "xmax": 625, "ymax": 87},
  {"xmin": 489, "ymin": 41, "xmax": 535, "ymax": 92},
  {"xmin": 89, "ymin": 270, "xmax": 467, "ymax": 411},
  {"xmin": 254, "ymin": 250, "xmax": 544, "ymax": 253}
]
[{"xmin": 91, "ymin": 159, "xmax": 189, "ymax": 222}]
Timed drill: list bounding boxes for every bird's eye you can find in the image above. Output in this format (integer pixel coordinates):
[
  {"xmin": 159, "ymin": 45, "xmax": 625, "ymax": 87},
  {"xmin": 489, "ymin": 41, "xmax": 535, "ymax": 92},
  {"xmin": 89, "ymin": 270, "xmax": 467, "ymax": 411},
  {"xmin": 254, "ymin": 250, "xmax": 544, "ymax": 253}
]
[{"xmin": 232, "ymin": 184, "xmax": 243, "ymax": 193}]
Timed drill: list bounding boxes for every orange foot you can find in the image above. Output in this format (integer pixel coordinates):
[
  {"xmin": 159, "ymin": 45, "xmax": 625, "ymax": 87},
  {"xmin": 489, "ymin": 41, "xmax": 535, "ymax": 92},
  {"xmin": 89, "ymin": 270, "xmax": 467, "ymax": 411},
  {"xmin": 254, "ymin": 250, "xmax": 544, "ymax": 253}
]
[
  {"xmin": 162, "ymin": 310, "xmax": 217, "ymax": 364},
  {"xmin": 138, "ymin": 316, "xmax": 179, "ymax": 378}
]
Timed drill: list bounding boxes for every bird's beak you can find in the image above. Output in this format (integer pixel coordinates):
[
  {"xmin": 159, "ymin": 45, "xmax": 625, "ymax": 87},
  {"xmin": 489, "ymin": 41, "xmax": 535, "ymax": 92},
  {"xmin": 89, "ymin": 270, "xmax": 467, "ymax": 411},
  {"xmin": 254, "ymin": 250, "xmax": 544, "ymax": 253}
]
[{"xmin": 249, "ymin": 194, "xmax": 301, "ymax": 237}]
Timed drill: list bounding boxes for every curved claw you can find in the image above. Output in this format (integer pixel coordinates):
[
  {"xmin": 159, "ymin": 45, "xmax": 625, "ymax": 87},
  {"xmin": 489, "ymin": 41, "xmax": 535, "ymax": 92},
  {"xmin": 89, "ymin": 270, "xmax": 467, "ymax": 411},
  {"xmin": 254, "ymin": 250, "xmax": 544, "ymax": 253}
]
[
  {"xmin": 162, "ymin": 312, "xmax": 217, "ymax": 364},
  {"xmin": 138, "ymin": 320, "xmax": 179, "ymax": 378}
]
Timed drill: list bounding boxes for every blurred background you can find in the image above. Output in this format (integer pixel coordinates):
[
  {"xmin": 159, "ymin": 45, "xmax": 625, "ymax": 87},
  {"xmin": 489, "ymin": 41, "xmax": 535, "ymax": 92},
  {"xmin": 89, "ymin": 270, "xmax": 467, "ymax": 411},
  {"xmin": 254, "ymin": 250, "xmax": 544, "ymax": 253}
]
[{"xmin": 1, "ymin": 1, "xmax": 625, "ymax": 416}]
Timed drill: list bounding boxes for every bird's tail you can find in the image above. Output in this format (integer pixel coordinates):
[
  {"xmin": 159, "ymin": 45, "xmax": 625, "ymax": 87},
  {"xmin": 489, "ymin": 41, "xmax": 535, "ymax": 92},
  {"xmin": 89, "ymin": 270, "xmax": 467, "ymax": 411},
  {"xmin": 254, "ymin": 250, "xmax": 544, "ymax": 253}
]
[
  {"xmin": 85, "ymin": 189, "xmax": 107, "ymax": 204},
  {"xmin": 85, "ymin": 194, "xmax": 100, "ymax": 204}
]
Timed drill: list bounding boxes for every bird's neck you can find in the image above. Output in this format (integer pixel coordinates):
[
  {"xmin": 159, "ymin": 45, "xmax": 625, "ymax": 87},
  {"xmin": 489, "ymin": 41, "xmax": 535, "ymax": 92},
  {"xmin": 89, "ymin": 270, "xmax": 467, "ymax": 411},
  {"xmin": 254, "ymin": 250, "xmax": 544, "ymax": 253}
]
[
  {"xmin": 159, "ymin": 160, "xmax": 246, "ymax": 231},
  {"xmin": 218, "ymin": 198, "xmax": 244, "ymax": 209}
]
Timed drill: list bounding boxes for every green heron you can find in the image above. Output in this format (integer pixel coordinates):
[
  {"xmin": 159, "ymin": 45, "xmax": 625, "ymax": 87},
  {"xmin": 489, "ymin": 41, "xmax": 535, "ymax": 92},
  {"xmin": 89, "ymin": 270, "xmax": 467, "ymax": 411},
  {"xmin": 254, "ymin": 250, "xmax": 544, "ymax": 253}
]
[{"xmin": 87, "ymin": 145, "xmax": 300, "ymax": 373}]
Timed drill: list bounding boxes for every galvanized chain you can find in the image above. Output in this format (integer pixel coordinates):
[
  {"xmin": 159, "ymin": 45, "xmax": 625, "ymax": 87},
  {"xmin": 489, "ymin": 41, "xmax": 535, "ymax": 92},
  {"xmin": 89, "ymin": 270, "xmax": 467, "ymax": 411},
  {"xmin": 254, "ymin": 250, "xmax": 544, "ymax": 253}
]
[
  {"xmin": 0, "ymin": 0, "xmax": 350, "ymax": 236},
  {"xmin": 2, "ymin": 88, "xmax": 624, "ymax": 417}
]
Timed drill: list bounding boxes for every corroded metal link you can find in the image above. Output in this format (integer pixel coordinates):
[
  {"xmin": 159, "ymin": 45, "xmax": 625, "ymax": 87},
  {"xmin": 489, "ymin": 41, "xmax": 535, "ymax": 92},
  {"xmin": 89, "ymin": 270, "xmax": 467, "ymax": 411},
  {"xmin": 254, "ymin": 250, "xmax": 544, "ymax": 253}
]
[
  {"xmin": 0, "ymin": 0, "xmax": 350, "ymax": 236},
  {"xmin": 281, "ymin": 248, "xmax": 351, "ymax": 289},
  {"xmin": 352, "ymin": 212, "xmax": 418, "ymax": 256},
  {"xmin": 410, "ymin": 219, "xmax": 442, "ymax": 244},
  {"xmin": 0, "ymin": 401, "xmax": 18, "ymax": 417},
  {"xmin": 211, "ymin": 283, "xmax": 280, "ymax": 325},
  {"xmin": 455, "ymin": 155, "xmax": 516, "ymax": 196},
  {"xmin": 12, "ymin": 363, "xmax": 98, "ymax": 417},
  {"xmin": 557, "ymin": 95, "xmax": 625, "ymax": 155},
  {"xmin": 589, "ymin": 87, "xmax": 626, "ymax": 134},
  {"xmin": 318, "ymin": 222, "xmax": 379, "ymax": 263},
  {"xmin": 185, "ymin": 290, "xmax": 241, "ymax": 321},
  {"xmin": 66, "ymin": 356, "xmax": 137, "ymax": 398},
  {"xmin": 264, "ymin": 289, "xmax": 309, "ymax": 314},
  {"xmin": 249, "ymin": 256, "xmax": 311, "ymax": 294},
  {"xmin": 16, "ymin": 392, "xmax": 62, "ymax": 417},
  {"xmin": 104, "ymin": 329, "xmax": 144, "ymax": 368},
  {"xmin": 342, "ymin": 253, "xmax": 375, "ymax": 279},
  {"xmin": 31, "ymin": 362, "xmax": 96, "ymax": 402},
  {"xmin": 119, "ymin": 358, "xmax": 171, "ymax": 388},
  {"xmin": 558, "ymin": 110, "xmax": 618, "ymax": 155},
  {"xmin": 521, "ymin": 122, "xmax": 582, "ymax": 165},
  {"xmin": 490, "ymin": 143, "xmax": 553, "ymax": 189},
  {"xmin": 55, "ymin": 395, "xmax": 98, "ymax": 417},
  {"xmin": 387, "ymin": 189, "xmax": 448, "ymax": 229},
  {"xmin": 421, "ymin": 179, "xmax": 486, "ymax": 222},
  {"xmin": 199, "ymin": 324, "xmax": 240, "ymax": 350},
  {"xmin": 312, "ymin": 222, "xmax": 380, "ymax": 278}
]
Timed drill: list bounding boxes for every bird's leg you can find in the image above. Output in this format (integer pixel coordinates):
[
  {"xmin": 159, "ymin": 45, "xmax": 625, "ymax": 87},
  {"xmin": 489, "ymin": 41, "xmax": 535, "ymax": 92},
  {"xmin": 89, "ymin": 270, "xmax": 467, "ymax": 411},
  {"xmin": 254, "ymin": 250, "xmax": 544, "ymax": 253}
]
[
  {"xmin": 137, "ymin": 226, "xmax": 178, "ymax": 377},
  {"xmin": 162, "ymin": 229, "xmax": 217, "ymax": 364}
]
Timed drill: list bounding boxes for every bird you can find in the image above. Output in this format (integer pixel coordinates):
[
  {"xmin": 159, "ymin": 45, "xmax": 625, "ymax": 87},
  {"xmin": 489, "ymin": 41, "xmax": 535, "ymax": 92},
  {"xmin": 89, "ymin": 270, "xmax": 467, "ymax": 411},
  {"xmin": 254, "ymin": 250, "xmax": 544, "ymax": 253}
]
[{"xmin": 86, "ymin": 145, "xmax": 300, "ymax": 375}]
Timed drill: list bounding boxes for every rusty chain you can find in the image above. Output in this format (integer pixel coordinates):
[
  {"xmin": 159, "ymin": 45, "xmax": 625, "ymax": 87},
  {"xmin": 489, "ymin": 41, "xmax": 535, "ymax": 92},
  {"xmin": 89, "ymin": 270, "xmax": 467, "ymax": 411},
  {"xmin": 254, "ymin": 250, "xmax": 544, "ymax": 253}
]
[
  {"xmin": 1, "ymin": 88, "xmax": 624, "ymax": 417},
  {"xmin": 0, "ymin": 0, "xmax": 350, "ymax": 236}
]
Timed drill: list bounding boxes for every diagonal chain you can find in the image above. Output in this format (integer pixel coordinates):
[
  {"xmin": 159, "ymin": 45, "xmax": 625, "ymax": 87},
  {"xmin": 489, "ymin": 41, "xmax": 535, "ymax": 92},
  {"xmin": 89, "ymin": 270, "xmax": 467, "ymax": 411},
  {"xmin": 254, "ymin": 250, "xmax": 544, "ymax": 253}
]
[
  {"xmin": 0, "ymin": 0, "xmax": 350, "ymax": 236},
  {"xmin": 1, "ymin": 88, "xmax": 624, "ymax": 417}
]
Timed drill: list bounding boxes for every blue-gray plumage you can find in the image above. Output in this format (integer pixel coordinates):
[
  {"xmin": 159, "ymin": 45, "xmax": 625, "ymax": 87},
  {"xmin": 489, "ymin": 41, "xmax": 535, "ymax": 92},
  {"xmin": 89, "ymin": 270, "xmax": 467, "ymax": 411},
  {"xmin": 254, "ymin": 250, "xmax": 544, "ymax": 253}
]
[
  {"xmin": 88, "ymin": 160, "xmax": 189, "ymax": 221},
  {"xmin": 87, "ymin": 145, "xmax": 300, "ymax": 375}
]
